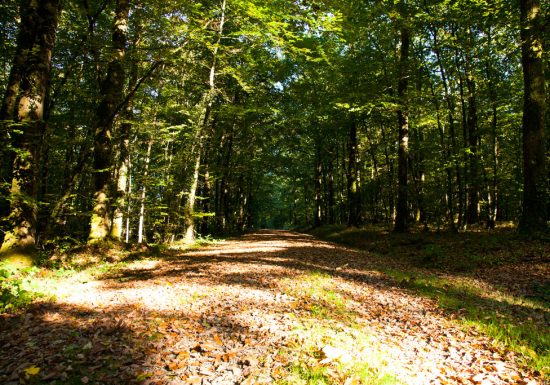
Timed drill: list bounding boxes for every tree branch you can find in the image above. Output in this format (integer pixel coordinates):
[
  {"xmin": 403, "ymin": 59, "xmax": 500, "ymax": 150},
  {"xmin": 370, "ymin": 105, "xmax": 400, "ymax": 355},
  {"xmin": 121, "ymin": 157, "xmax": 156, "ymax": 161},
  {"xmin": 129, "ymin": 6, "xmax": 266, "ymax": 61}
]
[{"xmin": 108, "ymin": 60, "xmax": 164, "ymax": 126}]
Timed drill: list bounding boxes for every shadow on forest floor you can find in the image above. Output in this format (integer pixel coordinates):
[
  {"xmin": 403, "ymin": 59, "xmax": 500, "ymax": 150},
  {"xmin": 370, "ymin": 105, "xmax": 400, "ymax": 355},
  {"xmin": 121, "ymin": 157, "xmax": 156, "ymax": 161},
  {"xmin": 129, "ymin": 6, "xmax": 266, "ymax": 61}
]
[
  {"xmin": 101, "ymin": 229, "xmax": 549, "ymax": 370},
  {"xmin": 0, "ymin": 229, "xmax": 548, "ymax": 383}
]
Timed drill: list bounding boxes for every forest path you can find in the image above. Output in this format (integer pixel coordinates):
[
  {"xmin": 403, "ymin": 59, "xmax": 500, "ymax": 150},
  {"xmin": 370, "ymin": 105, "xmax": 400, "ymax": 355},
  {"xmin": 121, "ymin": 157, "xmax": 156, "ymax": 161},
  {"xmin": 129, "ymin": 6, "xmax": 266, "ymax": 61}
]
[{"xmin": 0, "ymin": 230, "xmax": 541, "ymax": 384}]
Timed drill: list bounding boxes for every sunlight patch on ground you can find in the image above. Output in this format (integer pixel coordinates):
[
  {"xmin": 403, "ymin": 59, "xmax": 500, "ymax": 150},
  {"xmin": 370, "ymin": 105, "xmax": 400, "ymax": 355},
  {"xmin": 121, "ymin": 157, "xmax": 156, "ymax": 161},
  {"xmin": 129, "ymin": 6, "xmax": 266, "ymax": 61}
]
[{"xmin": 3, "ymin": 231, "xmax": 542, "ymax": 384}]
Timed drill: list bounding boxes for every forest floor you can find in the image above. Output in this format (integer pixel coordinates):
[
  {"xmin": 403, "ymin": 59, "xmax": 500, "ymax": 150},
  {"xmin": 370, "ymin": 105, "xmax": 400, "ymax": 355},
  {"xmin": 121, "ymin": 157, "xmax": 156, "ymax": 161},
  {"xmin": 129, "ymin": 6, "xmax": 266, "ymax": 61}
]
[{"xmin": 0, "ymin": 230, "xmax": 548, "ymax": 385}]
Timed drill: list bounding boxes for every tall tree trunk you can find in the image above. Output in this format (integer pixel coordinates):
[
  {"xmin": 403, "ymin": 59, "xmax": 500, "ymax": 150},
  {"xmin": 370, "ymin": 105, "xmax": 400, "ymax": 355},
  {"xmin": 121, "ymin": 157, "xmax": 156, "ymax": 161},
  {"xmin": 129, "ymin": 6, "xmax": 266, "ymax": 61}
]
[
  {"xmin": 184, "ymin": 142, "xmax": 202, "ymax": 241},
  {"xmin": 125, "ymin": 151, "xmax": 133, "ymax": 243},
  {"xmin": 466, "ymin": 73, "xmax": 479, "ymax": 225},
  {"xmin": 89, "ymin": 0, "xmax": 129, "ymax": 242},
  {"xmin": 111, "ymin": 42, "xmax": 138, "ymax": 241},
  {"xmin": 327, "ymin": 154, "xmax": 335, "ymax": 224},
  {"xmin": 314, "ymin": 144, "xmax": 323, "ymax": 227},
  {"xmin": 347, "ymin": 118, "xmax": 360, "ymax": 227},
  {"xmin": 0, "ymin": 1, "xmax": 34, "ymax": 237},
  {"xmin": 485, "ymin": 29, "xmax": 499, "ymax": 227},
  {"xmin": 0, "ymin": 0, "xmax": 59, "ymax": 264},
  {"xmin": 184, "ymin": 0, "xmax": 226, "ymax": 240},
  {"xmin": 432, "ymin": 27, "xmax": 458, "ymax": 232},
  {"xmin": 137, "ymin": 139, "xmax": 152, "ymax": 244},
  {"xmin": 394, "ymin": 21, "xmax": 411, "ymax": 233},
  {"xmin": 518, "ymin": 0, "xmax": 547, "ymax": 233},
  {"xmin": 380, "ymin": 125, "xmax": 395, "ymax": 223}
]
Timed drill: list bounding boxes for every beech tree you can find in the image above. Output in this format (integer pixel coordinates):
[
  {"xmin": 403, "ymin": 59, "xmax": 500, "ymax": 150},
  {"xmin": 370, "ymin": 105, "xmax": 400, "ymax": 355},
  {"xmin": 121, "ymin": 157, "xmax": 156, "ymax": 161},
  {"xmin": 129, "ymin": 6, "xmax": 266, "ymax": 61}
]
[{"xmin": 0, "ymin": 0, "xmax": 60, "ymax": 264}]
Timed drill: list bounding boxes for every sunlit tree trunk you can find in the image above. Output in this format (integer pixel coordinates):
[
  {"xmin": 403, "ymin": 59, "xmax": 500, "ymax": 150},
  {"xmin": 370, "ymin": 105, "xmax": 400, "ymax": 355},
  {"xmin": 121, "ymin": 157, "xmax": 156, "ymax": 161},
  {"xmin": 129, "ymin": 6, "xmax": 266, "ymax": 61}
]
[
  {"xmin": 184, "ymin": 0, "xmax": 226, "ymax": 241},
  {"xmin": 0, "ymin": 0, "xmax": 59, "ymax": 265},
  {"xmin": 111, "ymin": 43, "xmax": 138, "ymax": 241},
  {"xmin": 185, "ymin": 143, "xmax": 202, "ymax": 241},
  {"xmin": 394, "ymin": 21, "xmax": 410, "ymax": 233},
  {"xmin": 89, "ymin": 0, "xmax": 129, "ymax": 242},
  {"xmin": 125, "ymin": 152, "xmax": 132, "ymax": 243},
  {"xmin": 518, "ymin": 0, "xmax": 547, "ymax": 233}
]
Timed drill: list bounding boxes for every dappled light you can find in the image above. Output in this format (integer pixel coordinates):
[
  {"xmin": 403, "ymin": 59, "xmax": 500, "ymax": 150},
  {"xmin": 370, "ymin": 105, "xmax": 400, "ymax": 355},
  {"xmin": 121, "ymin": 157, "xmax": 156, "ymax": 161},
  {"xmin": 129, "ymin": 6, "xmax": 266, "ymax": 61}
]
[
  {"xmin": 0, "ymin": 0, "xmax": 548, "ymax": 383},
  {"xmin": 1, "ymin": 231, "xmax": 545, "ymax": 384}
]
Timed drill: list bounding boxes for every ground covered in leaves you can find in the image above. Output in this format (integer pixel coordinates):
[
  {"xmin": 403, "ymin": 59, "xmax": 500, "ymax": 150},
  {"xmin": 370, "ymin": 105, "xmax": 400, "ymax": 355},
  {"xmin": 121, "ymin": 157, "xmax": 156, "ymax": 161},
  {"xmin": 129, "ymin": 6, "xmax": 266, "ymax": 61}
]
[{"xmin": 0, "ymin": 230, "xmax": 547, "ymax": 384}]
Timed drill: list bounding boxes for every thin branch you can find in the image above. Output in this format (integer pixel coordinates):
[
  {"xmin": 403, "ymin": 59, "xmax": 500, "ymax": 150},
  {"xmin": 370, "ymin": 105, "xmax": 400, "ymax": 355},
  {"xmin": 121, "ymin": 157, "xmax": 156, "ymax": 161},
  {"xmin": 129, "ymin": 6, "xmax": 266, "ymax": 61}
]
[{"xmin": 108, "ymin": 60, "xmax": 164, "ymax": 126}]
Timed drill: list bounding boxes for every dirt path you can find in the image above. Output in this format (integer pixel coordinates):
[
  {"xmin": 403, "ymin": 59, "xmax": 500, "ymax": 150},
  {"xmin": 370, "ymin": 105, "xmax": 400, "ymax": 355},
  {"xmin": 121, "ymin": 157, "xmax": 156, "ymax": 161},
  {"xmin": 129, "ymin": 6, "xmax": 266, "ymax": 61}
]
[{"xmin": 0, "ymin": 231, "xmax": 542, "ymax": 384}]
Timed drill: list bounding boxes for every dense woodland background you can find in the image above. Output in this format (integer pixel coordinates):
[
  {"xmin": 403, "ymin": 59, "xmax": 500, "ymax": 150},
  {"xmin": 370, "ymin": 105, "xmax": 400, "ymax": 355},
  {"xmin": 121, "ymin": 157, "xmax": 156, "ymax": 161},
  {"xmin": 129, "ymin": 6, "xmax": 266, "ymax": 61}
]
[{"xmin": 0, "ymin": 0, "xmax": 548, "ymax": 262}]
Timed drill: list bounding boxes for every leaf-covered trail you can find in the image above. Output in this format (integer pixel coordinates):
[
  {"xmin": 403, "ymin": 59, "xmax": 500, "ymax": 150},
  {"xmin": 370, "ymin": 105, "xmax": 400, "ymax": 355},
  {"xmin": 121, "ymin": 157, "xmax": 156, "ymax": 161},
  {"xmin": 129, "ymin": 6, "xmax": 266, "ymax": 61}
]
[{"xmin": 0, "ymin": 231, "xmax": 542, "ymax": 384}]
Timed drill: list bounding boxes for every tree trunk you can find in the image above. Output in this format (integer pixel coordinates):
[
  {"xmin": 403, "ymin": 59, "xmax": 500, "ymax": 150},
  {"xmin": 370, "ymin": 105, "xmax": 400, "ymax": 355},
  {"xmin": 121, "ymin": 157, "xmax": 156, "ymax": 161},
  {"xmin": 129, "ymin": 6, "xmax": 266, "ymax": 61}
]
[
  {"xmin": 89, "ymin": 0, "xmax": 129, "ymax": 242},
  {"xmin": 380, "ymin": 125, "xmax": 395, "ymax": 224},
  {"xmin": 138, "ymin": 140, "xmax": 152, "ymax": 244},
  {"xmin": 0, "ymin": 3, "xmax": 33, "ymax": 237},
  {"xmin": 184, "ymin": 0, "xmax": 226, "ymax": 240},
  {"xmin": 111, "ymin": 42, "xmax": 138, "ymax": 241},
  {"xmin": 485, "ymin": 29, "xmax": 499, "ymax": 227},
  {"xmin": 0, "ymin": 0, "xmax": 59, "ymax": 265},
  {"xmin": 518, "ymin": 0, "xmax": 547, "ymax": 233},
  {"xmin": 184, "ymin": 142, "xmax": 202, "ymax": 241},
  {"xmin": 431, "ymin": 27, "xmax": 458, "ymax": 232},
  {"xmin": 314, "ymin": 144, "xmax": 323, "ymax": 227},
  {"xmin": 125, "ymin": 151, "xmax": 133, "ymax": 243},
  {"xmin": 394, "ymin": 22, "xmax": 411, "ymax": 233},
  {"xmin": 327, "ymin": 154, "xmax": 335, "ymax": 224},
  {"xmin": 347, "ymin": 119, "xmax": 361, "ymax": 227}
]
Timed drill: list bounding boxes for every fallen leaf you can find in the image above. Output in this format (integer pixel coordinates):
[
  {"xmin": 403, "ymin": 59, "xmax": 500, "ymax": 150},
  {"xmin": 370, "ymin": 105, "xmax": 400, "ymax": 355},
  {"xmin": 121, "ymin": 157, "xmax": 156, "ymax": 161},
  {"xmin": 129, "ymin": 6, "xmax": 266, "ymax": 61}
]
[
  {"xmin": 213, "ymin": 334, "xmax": 223, "ymax": 346},
  {"xmin": 23, "ymin": 365, "xmax": 40, "ymax": 377}
]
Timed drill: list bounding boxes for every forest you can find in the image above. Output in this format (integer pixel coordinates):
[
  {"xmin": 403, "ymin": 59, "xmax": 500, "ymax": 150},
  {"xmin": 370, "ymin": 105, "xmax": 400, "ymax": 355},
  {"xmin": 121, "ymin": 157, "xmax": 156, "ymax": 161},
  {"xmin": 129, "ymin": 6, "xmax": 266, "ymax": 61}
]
[
  {"xmin": 0, "ymin": 0, "xmax": 548, "ymax": 384},
  {"xmin": 0, "ymin": 0, "xmax": 548, "ymax": 255}
]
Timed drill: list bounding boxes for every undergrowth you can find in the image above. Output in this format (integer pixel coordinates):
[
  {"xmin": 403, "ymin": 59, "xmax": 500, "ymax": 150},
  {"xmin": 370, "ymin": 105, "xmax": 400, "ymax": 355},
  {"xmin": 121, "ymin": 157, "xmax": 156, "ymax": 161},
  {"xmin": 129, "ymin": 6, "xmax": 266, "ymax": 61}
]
[{"xmin": 0, "ymin": 265, "xmax": 48, "ymax": 313}]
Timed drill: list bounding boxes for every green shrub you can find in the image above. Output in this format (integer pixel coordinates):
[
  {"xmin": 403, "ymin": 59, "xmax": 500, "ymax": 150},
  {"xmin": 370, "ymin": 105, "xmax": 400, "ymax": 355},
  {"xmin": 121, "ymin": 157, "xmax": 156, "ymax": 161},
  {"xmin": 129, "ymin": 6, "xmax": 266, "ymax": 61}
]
[{"xmin": 0, "ymin": 268, "xmax": 42, "ymax": 313}]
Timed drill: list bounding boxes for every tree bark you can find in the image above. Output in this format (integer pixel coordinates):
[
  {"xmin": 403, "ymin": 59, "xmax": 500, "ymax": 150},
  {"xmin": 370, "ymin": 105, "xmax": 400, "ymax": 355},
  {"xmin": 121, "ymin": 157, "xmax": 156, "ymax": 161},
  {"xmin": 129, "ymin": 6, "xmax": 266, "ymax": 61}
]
[
  {"xmin": 89, "ymin": 0, "xmax": 129, "ymax": 242},
  {"xmin": 518, "ymin": 0, "xmax": 547, "ymax": 233},
  {"xmin": 394, "ymin": 22, "xmax": 410, "ymax": 233},
  {"xmin": 111, "ymin": 36, "xmax": 139, "ymax": 241},
  {"xmin": 0, "ymin": 0, "xmax": 35, "ymax": 234},
  {"xmin": 0, "ymin": 0, "xmax": 59, "ymax": 265}
]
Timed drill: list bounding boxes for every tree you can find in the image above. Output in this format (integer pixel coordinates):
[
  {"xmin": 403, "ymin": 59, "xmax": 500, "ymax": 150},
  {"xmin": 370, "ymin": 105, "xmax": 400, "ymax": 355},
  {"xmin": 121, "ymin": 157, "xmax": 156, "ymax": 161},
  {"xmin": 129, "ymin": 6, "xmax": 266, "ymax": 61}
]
[
  {"xmin": 88, "ymin": 0, "xmax": 130, "ymax": 242},
  {"xmin": 518, "ymin": 0, "xmax": 547, "ymax": 234},
  {"xmin": 0, "ymin": 0, "xmax": 60, "ymax": 264},
  {"xmin": 394, "ymin": 2, "xmax": 411, "ymax": 233}
]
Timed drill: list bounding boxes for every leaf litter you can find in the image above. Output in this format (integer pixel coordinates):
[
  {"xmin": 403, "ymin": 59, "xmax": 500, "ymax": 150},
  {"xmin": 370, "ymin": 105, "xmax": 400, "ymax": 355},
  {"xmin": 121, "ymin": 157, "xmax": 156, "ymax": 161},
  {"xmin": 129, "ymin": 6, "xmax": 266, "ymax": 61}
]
[{"xmin": 0, "ymin": 230, "xmax": 545, "ymax": 384}]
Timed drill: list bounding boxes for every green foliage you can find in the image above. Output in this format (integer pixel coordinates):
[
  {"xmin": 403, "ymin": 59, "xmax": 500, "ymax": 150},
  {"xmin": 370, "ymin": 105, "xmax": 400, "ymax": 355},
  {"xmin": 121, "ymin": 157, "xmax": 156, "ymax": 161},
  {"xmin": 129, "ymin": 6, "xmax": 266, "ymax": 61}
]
[
  {"xmin": 288, "ymin": 364, "xmax": 332, "ymax": 385},
  {"xmin": 0, "ymin": 267, "xmax": 43, "ymax": 313}
]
